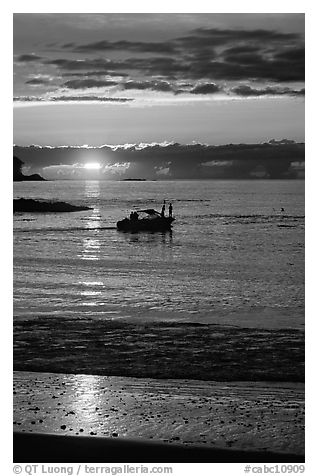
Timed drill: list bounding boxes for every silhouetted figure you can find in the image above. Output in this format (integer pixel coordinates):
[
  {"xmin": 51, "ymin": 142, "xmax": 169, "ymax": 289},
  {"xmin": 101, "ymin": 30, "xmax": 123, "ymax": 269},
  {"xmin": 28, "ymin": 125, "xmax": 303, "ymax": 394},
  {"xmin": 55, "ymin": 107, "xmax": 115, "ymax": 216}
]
[
  {"xmin": 168, "ymin": 203, "xmax": 173, "ymax": 218},
  {"xmin": 161, "ymin": 201, "xmax": 166, "ymax": 217},
  {"xmin": 130, "ymin": 211, "xmax": 139, "ymax": 221}
]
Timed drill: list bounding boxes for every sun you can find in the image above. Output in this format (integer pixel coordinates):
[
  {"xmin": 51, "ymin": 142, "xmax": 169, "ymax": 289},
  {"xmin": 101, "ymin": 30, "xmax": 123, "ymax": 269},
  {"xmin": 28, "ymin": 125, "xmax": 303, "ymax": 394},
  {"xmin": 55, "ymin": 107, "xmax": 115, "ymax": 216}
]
[{"xmin": 83, "ymin": 163, "xmax": 102, "ymax": 170}]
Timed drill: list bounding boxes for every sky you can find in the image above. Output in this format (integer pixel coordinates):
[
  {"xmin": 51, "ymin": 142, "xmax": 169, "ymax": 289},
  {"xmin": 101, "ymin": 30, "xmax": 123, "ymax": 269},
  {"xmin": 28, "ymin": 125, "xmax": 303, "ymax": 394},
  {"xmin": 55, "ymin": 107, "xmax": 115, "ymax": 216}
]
[{"xmin": 13, "ymin": 13, "xmax": 305, "ymax": 147}]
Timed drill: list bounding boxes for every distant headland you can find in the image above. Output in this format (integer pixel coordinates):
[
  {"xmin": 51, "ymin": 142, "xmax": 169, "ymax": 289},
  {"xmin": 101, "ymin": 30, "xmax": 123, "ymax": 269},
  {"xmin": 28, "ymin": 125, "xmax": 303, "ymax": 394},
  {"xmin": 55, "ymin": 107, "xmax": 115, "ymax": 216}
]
[
  {"xmin": 122, "ymin": 178, "xmax": 147, "ymax": 181},
  {"xmin": 14, "ymin": 156, "xmax": 45, "ymax": 181}
]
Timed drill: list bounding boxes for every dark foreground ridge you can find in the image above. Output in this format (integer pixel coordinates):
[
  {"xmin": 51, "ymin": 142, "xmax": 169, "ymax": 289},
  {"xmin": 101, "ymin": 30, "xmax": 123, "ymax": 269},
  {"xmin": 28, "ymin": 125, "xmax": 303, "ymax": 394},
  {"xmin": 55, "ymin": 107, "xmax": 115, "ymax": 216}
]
[
  {"xmin": 13, "ymin": 432, "xmax": 304, "ymax": 463},
  {"xmin": 14, "ymin": 198, "xmax": 92, "ymax": 213}
]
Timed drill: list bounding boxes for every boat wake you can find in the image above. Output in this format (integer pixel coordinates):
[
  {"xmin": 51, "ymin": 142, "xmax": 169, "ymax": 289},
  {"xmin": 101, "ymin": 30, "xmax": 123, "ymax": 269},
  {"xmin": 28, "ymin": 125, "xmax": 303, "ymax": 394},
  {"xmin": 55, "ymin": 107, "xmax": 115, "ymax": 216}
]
[{"xmin": 14, "ymin": 226, "xmax": 118, "ymax": 233}]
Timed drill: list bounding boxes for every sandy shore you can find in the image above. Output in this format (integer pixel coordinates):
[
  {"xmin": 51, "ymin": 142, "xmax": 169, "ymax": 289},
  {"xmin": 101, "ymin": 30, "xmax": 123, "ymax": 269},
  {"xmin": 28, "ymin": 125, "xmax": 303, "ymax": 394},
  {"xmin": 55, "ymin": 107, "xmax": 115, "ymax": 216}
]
[{"xmin": 13, "ymin": 371, "xmax": 304, "ymax": 462}]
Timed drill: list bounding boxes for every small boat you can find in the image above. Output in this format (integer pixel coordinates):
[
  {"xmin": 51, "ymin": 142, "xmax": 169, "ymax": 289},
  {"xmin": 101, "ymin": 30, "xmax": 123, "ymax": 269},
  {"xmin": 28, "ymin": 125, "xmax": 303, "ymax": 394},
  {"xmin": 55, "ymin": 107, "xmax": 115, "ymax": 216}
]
[{"xmin": 117, "ymin": 208, "xmax": 175, "ymax": 232}]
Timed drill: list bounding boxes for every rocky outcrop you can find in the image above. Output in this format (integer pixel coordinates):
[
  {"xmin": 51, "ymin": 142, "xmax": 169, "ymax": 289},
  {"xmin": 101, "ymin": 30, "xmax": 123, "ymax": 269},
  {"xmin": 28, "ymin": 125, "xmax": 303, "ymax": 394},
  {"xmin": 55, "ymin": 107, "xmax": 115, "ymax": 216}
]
[
  {"xmin": 14, "ymin": 198, "xmax": 92, "ymax": 213},
  {"xmin": 14, "ymin": 156, "xmax": 46, "ymax": 181}
]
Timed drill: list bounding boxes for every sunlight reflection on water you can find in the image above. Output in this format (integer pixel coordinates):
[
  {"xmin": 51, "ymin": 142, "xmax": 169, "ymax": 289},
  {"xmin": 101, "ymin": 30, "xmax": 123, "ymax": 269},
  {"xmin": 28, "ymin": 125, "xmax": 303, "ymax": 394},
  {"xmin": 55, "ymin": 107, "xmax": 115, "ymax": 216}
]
[
  {"xmin": 70, "ymin": 374, "xmax": 107, "ymax": 427},
  {"xmin": 13, "ymin": 179, "xmax": 304, "ymax": 329},
  {"xmin": 79, "ymin": 181, "xmax": 102, "ymax": 260}
]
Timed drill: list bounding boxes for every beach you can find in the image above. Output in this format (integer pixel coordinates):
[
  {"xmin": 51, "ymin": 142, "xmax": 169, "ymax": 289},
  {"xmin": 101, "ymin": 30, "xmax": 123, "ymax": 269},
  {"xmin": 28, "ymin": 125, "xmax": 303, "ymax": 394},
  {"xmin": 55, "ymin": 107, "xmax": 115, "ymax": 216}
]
[{"xmin": 14, "ymin": 371, "xmax": 304, "ymax": 462}]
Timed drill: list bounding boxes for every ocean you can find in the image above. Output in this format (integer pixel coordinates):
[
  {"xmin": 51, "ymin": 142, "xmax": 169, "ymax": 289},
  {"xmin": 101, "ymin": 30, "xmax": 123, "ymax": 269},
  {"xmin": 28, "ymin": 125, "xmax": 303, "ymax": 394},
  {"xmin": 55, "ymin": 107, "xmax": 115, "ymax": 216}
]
[{"xmin": 13, "ymin": 179, "xmax": 305, "ymax": 382}]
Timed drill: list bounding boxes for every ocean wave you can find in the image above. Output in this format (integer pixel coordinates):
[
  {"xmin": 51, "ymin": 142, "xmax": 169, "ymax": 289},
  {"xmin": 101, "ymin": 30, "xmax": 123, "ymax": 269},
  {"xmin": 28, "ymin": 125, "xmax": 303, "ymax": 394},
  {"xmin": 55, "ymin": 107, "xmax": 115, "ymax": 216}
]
[{"xmin": 14, "ymin": 318, "xmax": 304, "ymax": 383}]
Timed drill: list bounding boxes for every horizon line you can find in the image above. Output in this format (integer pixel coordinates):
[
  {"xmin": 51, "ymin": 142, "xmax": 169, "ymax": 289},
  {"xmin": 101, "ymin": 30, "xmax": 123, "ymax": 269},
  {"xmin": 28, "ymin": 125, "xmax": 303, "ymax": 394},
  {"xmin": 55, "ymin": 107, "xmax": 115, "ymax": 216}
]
[{"xmin": 13, "ymin": 138, "xmax": 304, "ymax": 149}]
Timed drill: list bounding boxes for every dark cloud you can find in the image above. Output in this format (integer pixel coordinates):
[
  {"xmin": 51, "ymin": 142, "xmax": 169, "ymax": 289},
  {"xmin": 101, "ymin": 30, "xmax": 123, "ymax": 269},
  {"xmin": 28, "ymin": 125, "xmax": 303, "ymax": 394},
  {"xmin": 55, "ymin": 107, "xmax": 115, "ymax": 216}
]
[
  {"xmin": 57, "ymin": 27, "xmax": 302, "ymax": 57},
  {"xmin": 174, "ymin": 34, "xmax": 219, "ymax": 49},
  {"xmin": 121, "ymin": 80, "xmax": 173, "ymax": 92},
  {"xmin": 124, "ymin": 57, "xmax": 188, "ymax": 76},
  {"xmin": 45, "ymin": 58, "xmax": 132, "ymax": 72},
  {"xmin": 223, "ymin": 45, "xmax": 262, "ymax": 55},
  {"xmin": 39, "ymin": 26, "xmax": 304, "ymax": 85},
  {"xmin": 46, "ymin": 56, "xmax": 189, "ymax": 78},
  {"xmin": 25, "ymin": 78, "xmax": 51, "ymax": 85},
  {"xmin": 71, "ymin": 40, "xmax": 176, "ymax": 54},
  {"xmin": 231, "ymin": 85, "xmax": 305, "ymax": 97},
  {"xmin": 188, "ymin": 27, "xmax": 300, "ymax": 43},
  {"xmin": 45, "ymin": 51, "xmax": 304, "ymax": 83},
  {"xmin": 17, "ymin": 27, "xmax": 304, "ymax": 96},
  {"xmin": 223, "ymin": 52, "xmax": 266, "ymax": 65},
  {"xmin": 274, "ymin": 46, "xmax": 305, "ymax": 62},
  {"xmin": 63, "ymin": 79, "xmax": 118, "ymax": 89},
  {"xmin": 130, "ymin": 51, "xmax": 304, "ymax": 83},
  {"xmin": 16, "ymin": 54, "xmax": 43, "ymax": 62},
  {"xmin": 121, "ymin": 81, "xmax": 155, "ymax": 90},
  {"xmin": 46, "ymin": 58, "xmax": 111, "ymax": 70},
  {"xmin": 189, "ymin": 82, "xmax": 222, "ymax": 94},
  {"xmin": 164, "ymin": 29, "xmax": 303, "ymax": 82},
  {"xmin": 185, "ymin": 58, "xmax": 304, "ymax": 82},
  {"xmin": 121, "ymin": 79, "xmax": 222, "ymax": 95},
  {"xmin": 185, "ymin": 48, "xmax": 216, "ymax": 62},
  {"xmin": 61, "ymin": 71, "xmax": 129, "ymax": 77}
]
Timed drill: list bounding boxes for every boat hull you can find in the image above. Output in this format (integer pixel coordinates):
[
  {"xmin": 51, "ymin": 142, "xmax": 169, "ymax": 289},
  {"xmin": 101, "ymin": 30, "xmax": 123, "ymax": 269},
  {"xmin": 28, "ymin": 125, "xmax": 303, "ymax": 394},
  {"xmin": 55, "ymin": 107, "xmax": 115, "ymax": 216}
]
[{"xmin": 117, "ymin": 217, "xmax": 174, "ymax": 232}]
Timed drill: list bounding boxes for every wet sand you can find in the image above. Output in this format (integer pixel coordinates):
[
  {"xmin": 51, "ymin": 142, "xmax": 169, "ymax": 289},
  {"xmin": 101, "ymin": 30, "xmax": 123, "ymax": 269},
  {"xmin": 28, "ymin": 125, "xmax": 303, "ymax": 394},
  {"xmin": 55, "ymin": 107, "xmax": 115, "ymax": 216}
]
[{"xmin": 13, "ymin": 371, "xmax": 304, "ymax": 462}]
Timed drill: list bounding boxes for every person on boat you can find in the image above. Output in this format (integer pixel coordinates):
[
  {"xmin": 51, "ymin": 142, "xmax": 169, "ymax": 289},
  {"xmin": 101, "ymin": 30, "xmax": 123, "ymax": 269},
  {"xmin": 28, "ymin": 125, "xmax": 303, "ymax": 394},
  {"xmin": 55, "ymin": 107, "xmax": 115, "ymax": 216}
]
[
  {"xmin": 130, "ymin": 211, "xmax": 139, "ymax": 221},
  {"xmin": 169, "ymin": 203, "xmax": 173, "ymax": 218},
  {"xmin": 161, "ymin": 201, "xmax": 166, "ymax": 217}
]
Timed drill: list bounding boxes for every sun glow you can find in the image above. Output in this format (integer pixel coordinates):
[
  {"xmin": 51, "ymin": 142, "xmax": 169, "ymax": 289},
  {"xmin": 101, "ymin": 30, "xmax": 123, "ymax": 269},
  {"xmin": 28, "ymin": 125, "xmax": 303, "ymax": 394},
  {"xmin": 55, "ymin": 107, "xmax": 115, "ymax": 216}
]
[{"xmin": 84, "ymin": 162, "xmax": 102, "ymax": 170}]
